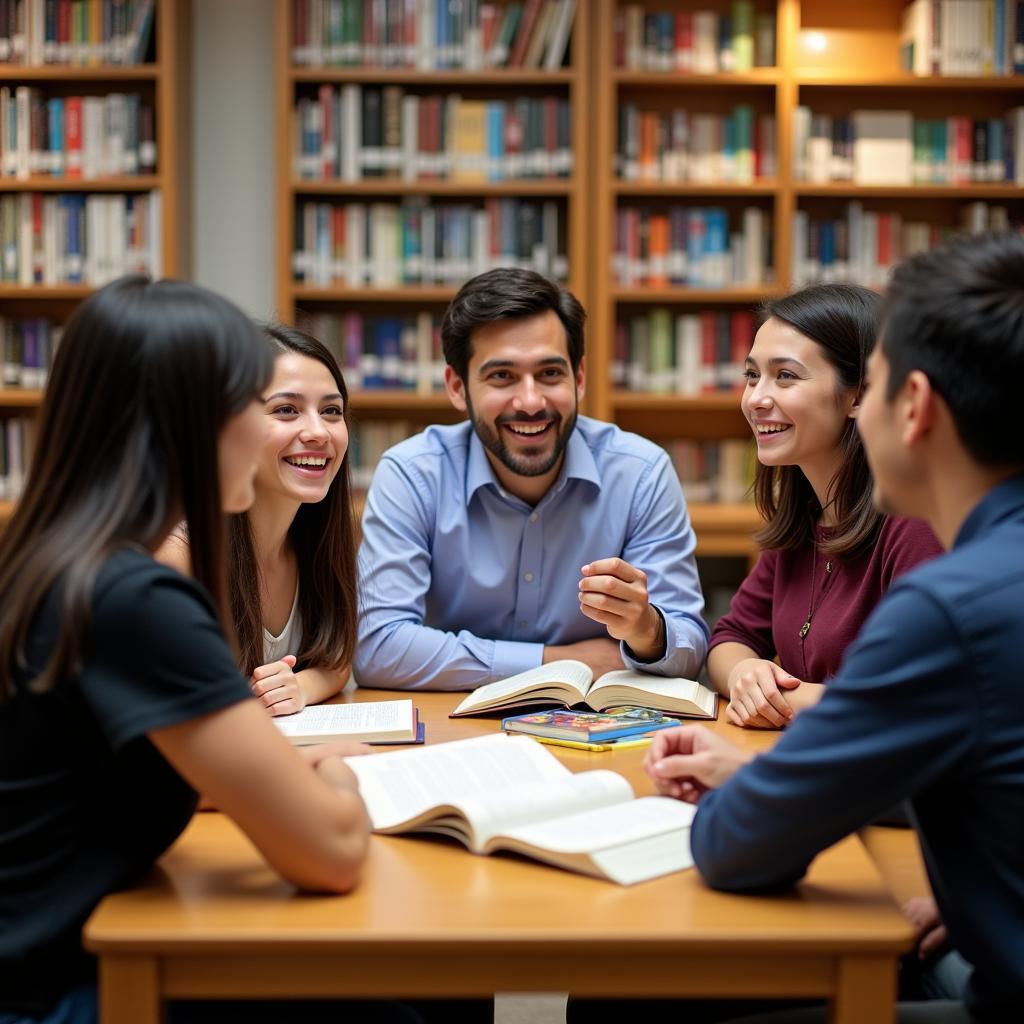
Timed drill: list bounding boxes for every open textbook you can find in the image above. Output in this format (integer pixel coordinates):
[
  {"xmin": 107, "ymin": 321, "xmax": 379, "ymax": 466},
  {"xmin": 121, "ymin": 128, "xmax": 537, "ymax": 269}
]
[
  {"xmin": 345, "ymin": 733, "xmax": 696, "ymax": 885},
  {"xmin": 452, "ymin": 659, "xmax": 718, "ymax": 719},
  {"xmin": 273, "ymin": 699, "xmax": 422, "ymax": 745}
]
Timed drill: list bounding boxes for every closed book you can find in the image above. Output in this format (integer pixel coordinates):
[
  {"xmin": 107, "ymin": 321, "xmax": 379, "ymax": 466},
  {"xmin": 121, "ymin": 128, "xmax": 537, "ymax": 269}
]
[
  {"xmin": 502, "ymin": 706, "xmax": 680, "ymax": 742},
  {"xmin": 273, "ymin": 699, "xmax": 423, "ymax": 745},
  {"xmin": 851, "ymin": 110, "xmax": 912, "ymax": 185},
  {"xmin": 451, "ymin": 99, "xmax": 487, "ymax": 181}
]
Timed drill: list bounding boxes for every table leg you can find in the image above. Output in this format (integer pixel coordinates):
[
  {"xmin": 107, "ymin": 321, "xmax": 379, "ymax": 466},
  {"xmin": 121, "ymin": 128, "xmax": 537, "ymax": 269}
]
[
  {"xmin": 829, "ymin": 955, "xmax": 897, "ymax": 1024},
  {"xmin": 98, "ymin": 955, "xmax": 162, "ymax": 1024}
]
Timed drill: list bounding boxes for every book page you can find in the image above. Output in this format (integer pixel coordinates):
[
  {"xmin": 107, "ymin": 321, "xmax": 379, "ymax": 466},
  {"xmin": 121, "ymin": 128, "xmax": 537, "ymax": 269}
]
[
  {"xmin": 453, "ymin": 769, "xmax": 634, "ymax": 848},
  {"xmin": 346, "ymin": 734, "xmax": 579, "ymax": 834},
  {"xmin": 273, "ymin": 699, "xmax": 414, "ymax": 740},
  {"xmin": 589, "ymin": 671, "xmax": 716, "ymax": 716},
  {"xmin": 451, "ymin": 659, "xmax": 593, "ymax": 715},
  {"xmin": 494, "ymin": 795, "xmax": 695, "ymax": 868}
]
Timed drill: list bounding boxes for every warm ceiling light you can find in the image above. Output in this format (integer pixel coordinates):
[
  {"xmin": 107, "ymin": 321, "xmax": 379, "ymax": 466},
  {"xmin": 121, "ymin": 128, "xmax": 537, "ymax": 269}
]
[{"xmin": 802, "ymin": 31, "xmax": 828, "ymax": 53}]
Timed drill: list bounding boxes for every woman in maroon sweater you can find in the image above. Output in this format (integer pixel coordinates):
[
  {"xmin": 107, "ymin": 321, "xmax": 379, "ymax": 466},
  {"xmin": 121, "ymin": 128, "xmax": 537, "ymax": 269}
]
[{"xmin": 709, "ymin": 284, "xmax": 942, "ymax": 728}]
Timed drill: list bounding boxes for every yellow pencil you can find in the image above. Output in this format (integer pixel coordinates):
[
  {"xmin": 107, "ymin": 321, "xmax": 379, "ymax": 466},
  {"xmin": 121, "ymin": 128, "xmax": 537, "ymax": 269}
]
[{"xmin": 531, "ymin": 735, "xmax": 654, "ymax": 752}]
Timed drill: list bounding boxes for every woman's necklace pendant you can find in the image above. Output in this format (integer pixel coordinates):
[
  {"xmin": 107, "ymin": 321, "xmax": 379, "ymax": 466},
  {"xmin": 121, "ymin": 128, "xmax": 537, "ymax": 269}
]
[{"xmin": 799, "ymin": 620, "xmax": 811, "ymax": 639}]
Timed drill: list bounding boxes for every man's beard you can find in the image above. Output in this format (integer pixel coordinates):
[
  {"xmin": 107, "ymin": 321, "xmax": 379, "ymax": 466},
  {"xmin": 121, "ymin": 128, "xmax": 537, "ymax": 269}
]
[{"xmin": 466, "ymin": 393, "xmax": 577, "ymax": 479}]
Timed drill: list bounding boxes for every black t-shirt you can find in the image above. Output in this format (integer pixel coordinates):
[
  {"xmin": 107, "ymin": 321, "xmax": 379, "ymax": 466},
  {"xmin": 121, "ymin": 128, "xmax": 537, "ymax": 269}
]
[{"xmin": 0, "ymin": 549, "xmax": 251, "ymax": 1014}]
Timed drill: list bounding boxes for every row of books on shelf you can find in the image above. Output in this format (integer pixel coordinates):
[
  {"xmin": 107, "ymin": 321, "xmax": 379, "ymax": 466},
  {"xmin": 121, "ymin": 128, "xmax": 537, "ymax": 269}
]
[
  {"xmin": 794, "ymin": 108, "xmax": 1024, "ymax": 187},
  {"xmin": 613, "ymin": 205, "xmax": 770, "ymax": 289},
  {"xmin": 0, "ymin": 415, "xmax": 31, "ymax": 501},
  {"xmin": 900, "ymin": 0, "xmax": 1024, "ymax": 77},
  {"xmin": 613, "ymin": 309, "xmax": 754, "ymax": 396},
  {"xmin": 661, "ymin": 437, "xmax": 753, "ymax": 506},
  {"xmin": 291, "ymin": 0, "xmax": 576, "ymax": 71},
  {"xmin": 1, "ymin": 315, "xmax": 56, "ymax": 388},
  {"xmin": 0, "ymin": 0, "xmax": 154, "ymax": 67},
  {"xmin": 295, "ymin": 87, "xmax": 571, "ymax": 183},
  {"xmin": 349, "ymin": 419, "xmax": 419, "ymax": 491},
  {"xmin": 0, "ymin": 89, "xmax": 156, "ymax": 181},
  {"xmin": 617, "ymin": 105, "xmax": 775, "ymax": 185},
  {"xmin": 616, "ymin": 2, "xmax": 775, "ymax": 73},
  {"xmin": 301, "ymin": 309, "xmax": 446, "ymax": 394},
  {"xmin": 293, "ymin": 198, "xmax": 567, "ymax": 287},
  {"xmin": 790, "ymin": 201, "xmax": 1018, "ymax": 289},
  {"xmin": 347, "ymin": 418, "xmax": 754, "ymax": 508},
  {"xmin": 0, "ymin": 191, "xmax": 160, "ymax": 285}
]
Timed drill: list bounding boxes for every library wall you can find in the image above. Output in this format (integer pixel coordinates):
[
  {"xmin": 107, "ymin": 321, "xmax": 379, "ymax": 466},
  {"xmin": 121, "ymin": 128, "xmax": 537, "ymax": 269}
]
[{"xmin": 191, "ymin": 0, "xmax": 276, "ymax": 318}]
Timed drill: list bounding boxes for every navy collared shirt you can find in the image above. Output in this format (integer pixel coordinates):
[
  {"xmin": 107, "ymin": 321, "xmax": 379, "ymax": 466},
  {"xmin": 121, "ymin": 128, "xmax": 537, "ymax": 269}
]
[
  {"xmin": 691, "ymin": 474, "xmax": 1024, "ymax": 1022},
  {"xmin": 354, "ymin": 416, "xmax": 708, "ymax": 691}
]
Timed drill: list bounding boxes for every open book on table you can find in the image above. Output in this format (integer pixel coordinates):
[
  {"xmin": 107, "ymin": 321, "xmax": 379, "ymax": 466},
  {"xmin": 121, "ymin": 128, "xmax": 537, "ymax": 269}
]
[
  {"xmin": 451, "ymin": 659, "xmax": 717, "ymax": 719},
  {"xmin": 345, "ymin": 733, "xmax": 696, "ymax": 885},
  {"xmin": 273, "ymin": 699, "xmax": 423, "ymax": 745}
]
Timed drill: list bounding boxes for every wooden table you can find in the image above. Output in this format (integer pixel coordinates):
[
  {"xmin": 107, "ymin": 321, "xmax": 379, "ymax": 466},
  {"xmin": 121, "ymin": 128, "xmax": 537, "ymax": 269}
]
[{"xmin": 84, "ymin": 691, "xmax": 915, "ymax": 1024}]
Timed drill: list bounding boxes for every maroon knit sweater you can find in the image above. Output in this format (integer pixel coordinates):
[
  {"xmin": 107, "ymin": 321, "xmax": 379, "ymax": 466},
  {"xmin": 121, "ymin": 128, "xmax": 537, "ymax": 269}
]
[{"xmin": 709, "ymin": 516, "xmax": 943, "ymax": 683}]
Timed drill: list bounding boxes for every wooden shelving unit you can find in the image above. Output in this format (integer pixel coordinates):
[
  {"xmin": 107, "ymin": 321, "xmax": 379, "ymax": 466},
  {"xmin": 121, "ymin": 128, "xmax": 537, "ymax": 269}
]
[
  {"xmin": 588, "ymin": 0, "xmax": 1024, "ymax": 559},
  {"xmin": 274, "ymin": 0, "xmax": 592, "ymax": 421},
  {"xmin": 272, "ymin": 1, "xmax": 1024, "ymax": 560},
  {"xmin": 0, "ymin": 0, "xmax": 190, "ymax": 527}
]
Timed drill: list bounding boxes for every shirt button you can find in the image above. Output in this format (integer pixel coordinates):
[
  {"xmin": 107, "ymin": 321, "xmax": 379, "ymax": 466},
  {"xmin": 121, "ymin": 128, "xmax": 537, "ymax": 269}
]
[
  {"xmin": 518, "ymin": 620, "xmax": 528, "ymax": 629},
  {"xmin": 524, "ymin": 572, "xmax": 534, "ymax": 582},
  {"xmin": 529, "ymin": 512, "xmax": 538, "ymax": 522}
]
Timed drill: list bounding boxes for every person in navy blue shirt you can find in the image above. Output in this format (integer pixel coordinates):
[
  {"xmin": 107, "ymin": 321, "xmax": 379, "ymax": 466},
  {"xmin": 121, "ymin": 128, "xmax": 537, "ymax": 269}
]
[
  {"xmin": 356, "ymin": 268, "xmax": 708, "ymax": 691},
  {"xmin": 643, "ymin": 231, "xmax": 1024, "ymax": 1024}
]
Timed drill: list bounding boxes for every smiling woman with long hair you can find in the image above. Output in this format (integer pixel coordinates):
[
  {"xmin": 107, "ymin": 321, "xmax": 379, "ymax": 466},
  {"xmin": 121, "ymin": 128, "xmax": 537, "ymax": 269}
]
[
  {"xmin": 707, "ymin": 284, "xmax": 942, "ymax": 728},
  {"xmin": 0, "ymin": 278, "xmax": 372, "ymax": 1024},
  {"xmin": 160, "ymin": 324, "xmax": 359, "ymax": 715}
]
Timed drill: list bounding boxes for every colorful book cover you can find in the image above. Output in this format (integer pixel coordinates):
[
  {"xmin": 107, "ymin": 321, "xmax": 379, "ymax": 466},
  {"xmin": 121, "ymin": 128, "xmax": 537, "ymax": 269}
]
[{"xmin": 502, "ymin": 706, "xmax": 679, "ymax": 742}]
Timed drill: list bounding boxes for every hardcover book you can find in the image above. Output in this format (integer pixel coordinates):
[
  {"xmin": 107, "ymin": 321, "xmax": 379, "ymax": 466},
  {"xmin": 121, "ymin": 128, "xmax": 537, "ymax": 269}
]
[
  {"xmin": 452, "ymin": 659, "xmax": 718, "ymax": 719},
  {"xmin": 346, "ymin": 733, "xmax": 697, "ymax": 884},
  {"xmin": 502, "ymin": 706, "xmax": 680, "ymax": 742}
]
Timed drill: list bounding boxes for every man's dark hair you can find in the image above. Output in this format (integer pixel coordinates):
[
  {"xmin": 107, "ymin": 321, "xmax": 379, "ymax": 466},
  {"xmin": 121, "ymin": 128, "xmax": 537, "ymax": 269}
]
[
  {"xmin": 881, "ymin": 231, "xmax": 1024, "ymax": 470},
  {"xmin": 441, "ymin": 268, "xmax": 585, "ymax": 380}
]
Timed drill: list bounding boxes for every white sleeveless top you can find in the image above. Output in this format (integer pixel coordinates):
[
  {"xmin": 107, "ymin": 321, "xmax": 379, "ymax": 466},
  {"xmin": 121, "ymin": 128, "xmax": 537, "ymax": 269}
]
[{"xmin": 262, "ymin": 586, "xmax": 303, "ymax": 664}]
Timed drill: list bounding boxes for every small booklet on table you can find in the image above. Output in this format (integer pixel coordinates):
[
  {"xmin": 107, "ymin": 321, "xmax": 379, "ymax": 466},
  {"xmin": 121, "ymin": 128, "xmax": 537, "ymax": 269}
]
[
  {"xmin": 272, "ymin": 699, "xmax": 423, "ymax": 745},
  {"xmin": 452, "ymin": 659, "xmax": 718, "ymax": 719},
  {"xmin": 345, "ymin": 733, "xmax": 697, "ymax": 885},
  {"xmin": 502, "ymin": 706, "xmax": 680, "ymax": 743}
]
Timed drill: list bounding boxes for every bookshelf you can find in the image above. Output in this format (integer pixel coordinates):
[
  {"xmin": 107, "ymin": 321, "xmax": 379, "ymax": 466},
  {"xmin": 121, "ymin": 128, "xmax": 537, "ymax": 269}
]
[
  {"xmin": 0, "ymin": 0, "xmax": 191, "ymax": 525},
  {"xmin": 590, "ymin": 0, "xmax": 1024, "ymax": 560},
  {"xmin": 275, "ymin": 0, "xmax": 591, "ymax": 439},
  {"xmin": 274, "ymin": 0, "xmax": 1024, "ymax": 560}
]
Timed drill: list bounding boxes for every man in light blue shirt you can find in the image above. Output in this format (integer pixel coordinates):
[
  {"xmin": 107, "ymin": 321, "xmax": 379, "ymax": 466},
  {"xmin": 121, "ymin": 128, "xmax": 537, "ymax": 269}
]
[{"xmin": 355, "ymin": 268, "xmax": 708, "ymax": 691}]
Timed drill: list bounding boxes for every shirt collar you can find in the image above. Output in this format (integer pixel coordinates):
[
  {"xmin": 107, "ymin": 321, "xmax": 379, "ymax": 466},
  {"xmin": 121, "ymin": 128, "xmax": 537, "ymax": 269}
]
[
  {"xmin": 464, "ymin": 420, "xmax": 602, "ymax": 506},
  {"xmin": 954, "ymin": 471, "xmax": 1024, "ymax": 548}
]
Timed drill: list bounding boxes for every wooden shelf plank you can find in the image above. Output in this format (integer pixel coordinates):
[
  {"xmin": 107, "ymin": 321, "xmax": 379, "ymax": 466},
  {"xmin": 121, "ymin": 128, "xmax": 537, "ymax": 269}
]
[
  {"xmin": 613, "ymin": 70, "xmax": 780, "ymax": 86},
  {"xmin": 292, "ymin": 179, "xmax": 575, "ymax": 196},
  {"xmin": 292, "ymin": 285, "xmax": 458, "ymax": 302},
  {"xmin": 290, "ymin": 69, "xmax": 575, "ymax": 85},
  {"xmin": 350, "ymin": 391, "xmax": 451, "ymax": 411},
  {"xmin": 689, "ymin": 502, "xmax": 761, "ymax": 534},
  {"xmin": 0, "ymin": 389, "xmax": 43, "ymax": 407},
  {"xmin": 612, "ymin": 393, "xmax": 743, "ymax": 413},
  {"xmin": 0, "ymin": 285, "xmax": 93, "ymax": 299},
  {"xmin": 796, "ymin": 72, "xmax": 1024, "ymax": 89},
  {"xmin": 0, "ymin": 65, "xmax": 161, "ymax": 81},
  {"xmin": 614, "ymin": 180, "xmax": 779, "ymax": 196},
  {"xmin": 0, "ymin": 176, "xmax": 161, "ymax": 192},
  {"xmin": 613, "ymin": 286, "xmax": 779, "ymax": 303},
  {"xmin": 795, "ymin": 184, "xmax": 1024, "ymax": 199}
]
